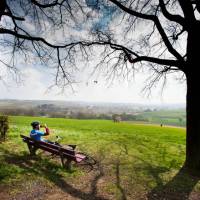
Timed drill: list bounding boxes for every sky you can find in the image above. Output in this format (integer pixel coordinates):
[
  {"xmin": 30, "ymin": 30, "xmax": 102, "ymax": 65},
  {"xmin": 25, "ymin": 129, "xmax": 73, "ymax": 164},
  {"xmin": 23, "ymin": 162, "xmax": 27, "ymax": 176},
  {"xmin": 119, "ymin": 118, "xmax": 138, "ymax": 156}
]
[
  {"xmin": 0, "ymin": 0, "xmax": 187, "ymax": 105},
  {"xmin": 0, "ymin": 66, "xmax": 186, "ymax": 104}
]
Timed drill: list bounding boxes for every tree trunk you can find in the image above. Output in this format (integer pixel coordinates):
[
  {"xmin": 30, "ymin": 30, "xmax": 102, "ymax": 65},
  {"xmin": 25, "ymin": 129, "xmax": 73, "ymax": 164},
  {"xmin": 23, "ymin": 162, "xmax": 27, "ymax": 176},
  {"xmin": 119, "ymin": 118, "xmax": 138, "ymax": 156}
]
[
  {"xmin": 185, "ymin": 72, "xmax": 200, "ymax": 171},
  {"xmin": 0, "ymin": 0, "xmax": 6, "ymax": 20},
  {"xmin": 184, "ymin": 23, "xmax": 200, "ymax": 172}
]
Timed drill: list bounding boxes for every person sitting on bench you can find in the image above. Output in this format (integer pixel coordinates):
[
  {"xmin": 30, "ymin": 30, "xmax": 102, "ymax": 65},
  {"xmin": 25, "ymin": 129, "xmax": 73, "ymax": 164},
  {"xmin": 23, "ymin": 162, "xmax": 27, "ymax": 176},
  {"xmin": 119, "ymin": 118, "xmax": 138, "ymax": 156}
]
[
  {"xmin": 30, "ymin": 121, "xmax": 76, "ymax": 149},
  {"xmin": 30, "ymin": 121, "xmax": 50, "ymax": 142}
]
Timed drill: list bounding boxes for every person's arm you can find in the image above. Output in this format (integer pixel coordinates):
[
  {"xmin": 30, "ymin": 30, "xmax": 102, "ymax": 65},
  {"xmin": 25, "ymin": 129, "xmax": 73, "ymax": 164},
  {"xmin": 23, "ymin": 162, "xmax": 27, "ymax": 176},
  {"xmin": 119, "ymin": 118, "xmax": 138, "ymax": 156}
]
[{"xmin": 44, "ymin": 124, "xmax": 50, "ymax": 136}]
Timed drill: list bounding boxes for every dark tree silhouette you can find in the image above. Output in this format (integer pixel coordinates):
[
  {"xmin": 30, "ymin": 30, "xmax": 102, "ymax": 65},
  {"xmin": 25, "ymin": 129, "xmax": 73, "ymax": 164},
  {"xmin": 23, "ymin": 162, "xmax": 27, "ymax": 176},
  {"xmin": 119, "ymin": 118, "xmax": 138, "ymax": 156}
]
[
  {"xmin": 0, "ymin": 0, "xmax": 200, "ymax": 171},
  {"xmin": 0, "ymin": 115, "xmax": 9, "ymax": 141}
]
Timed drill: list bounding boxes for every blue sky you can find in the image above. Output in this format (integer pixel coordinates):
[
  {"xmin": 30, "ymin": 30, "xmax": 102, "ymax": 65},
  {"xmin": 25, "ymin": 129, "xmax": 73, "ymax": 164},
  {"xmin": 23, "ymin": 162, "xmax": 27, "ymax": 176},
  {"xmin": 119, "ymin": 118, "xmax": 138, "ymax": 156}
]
[{"xmin": 84, "ymin": 0, "xmax": 118, "ymax": 31}]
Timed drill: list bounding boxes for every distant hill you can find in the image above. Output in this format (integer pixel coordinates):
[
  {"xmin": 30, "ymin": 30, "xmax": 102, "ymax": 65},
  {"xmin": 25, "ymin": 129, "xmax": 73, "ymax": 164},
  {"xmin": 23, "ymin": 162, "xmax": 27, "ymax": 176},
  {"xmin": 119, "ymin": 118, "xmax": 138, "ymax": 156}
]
[
  {"xmin": 0, "ymin": 99, "xmax": 186, "ymax": 124},
  {"xmin": 0, "ymin": 99, "xmax": 185, "ymax": 114}
]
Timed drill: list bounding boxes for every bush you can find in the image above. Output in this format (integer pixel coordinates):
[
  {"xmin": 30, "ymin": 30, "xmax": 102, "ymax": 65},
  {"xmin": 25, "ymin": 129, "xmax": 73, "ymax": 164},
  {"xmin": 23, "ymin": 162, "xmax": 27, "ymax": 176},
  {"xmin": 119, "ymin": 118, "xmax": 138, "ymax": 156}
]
[{"xmin": 0, "ymin": 115, "xmax": 9, "ymax": 141}]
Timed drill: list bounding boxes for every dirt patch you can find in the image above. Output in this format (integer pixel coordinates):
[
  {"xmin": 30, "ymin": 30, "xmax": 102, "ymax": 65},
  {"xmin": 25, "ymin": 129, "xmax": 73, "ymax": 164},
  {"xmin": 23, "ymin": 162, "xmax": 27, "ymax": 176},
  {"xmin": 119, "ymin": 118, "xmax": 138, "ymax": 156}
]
[
  {"xmin": 0, "ymin": 180, "xmax": 52, "ymax": 200},
  {"xmin": 1, "ymin": 155, "xmax": 200, "ymax": 200},
  {"xmin": 189, "ymin": 192, "xmax": 200, "ymax": 200},
  {"xmin": 147, "ymin": 190, "xmax": 200, "ymax": 200},
  {"xmin": 0, "ymin": 165, "xmax": 113, "ymax": 200},
  {"xmin": 2, "ymin": 179, "xmax": 200, "ymax": 200},
  {"xmin": 0, "ymin": 185, "xmax": 10, "ymax": 200}
]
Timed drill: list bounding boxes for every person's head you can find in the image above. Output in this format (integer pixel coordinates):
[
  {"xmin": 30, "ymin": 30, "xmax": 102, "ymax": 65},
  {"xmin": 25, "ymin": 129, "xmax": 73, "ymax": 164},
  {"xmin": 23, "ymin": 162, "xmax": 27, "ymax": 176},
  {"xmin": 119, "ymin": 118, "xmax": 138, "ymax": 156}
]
[{"xmin": 31, "ymin": 121, "xmax": 40, "ymax": 130}]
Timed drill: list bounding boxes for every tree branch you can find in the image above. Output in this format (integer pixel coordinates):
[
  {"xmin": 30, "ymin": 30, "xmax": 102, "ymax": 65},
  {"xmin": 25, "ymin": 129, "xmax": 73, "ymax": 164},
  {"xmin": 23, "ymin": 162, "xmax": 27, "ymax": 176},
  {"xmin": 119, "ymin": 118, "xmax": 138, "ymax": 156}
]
[
  {"xmin": 128, "ymin": 55, "xmax": 180, "ymax": 67},
  {"xmin": 1, "ymin": 12, "xmax": 25, "ymax": 21},
  {"xmin": 109, "ymin": 0, "xmax": 157, "ymax": 21},
  {"xmin": 192, "ymin": 0, "xmax": 200, "ymax": 13},
  {"xmin": 31, "ymin": 0, "xmax": 60, "ymax": 8},
  {"xmin": 1, "ymin": 24, "xmax": 184, "ymax": 70},
  {"xmin": 177, "ymin": 0, "xmax": 196, "ymax": 25},
  {"xmin": 0, "ymin": 28, "xmax": 78, "ymax": 49},
  {"xmin": 159, "ymin": 0, "xmax": 185, "ymax": 27},
  {"xmin": 109, "ymin": 0, "xmax": 184, "ymax": 62}
]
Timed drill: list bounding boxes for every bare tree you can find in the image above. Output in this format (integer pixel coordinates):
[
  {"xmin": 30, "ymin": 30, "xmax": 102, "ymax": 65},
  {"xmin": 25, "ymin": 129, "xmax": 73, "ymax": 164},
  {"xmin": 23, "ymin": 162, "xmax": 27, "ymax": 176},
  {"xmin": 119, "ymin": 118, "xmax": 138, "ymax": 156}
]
[
  {"xmin": 0, "ymin": 0, "xmax": 91, "ymax": 88},
  {"xmin": 0, "ymin": 0, "xmax": 200, "ymax": 172}
]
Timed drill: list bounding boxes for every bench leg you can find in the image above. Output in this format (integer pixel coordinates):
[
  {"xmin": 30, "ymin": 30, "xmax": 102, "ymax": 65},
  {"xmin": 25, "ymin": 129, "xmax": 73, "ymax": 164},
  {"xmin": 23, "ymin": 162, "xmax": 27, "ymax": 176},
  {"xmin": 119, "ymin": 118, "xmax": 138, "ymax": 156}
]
[
  {"xmin": 60, "ymin": 154, "xmax": 64, "ymax": 167},
  {"xmin": 27, "ymin": 144, "xmax": 38, "ymax": 156},
  {"xmin": 65, "ymin": 159, "xmax": 72, "ymax": 170},
  {"xmin": 0, "ymin": 133, "xmax": 6, "ymax": 141},
  {"xmin": 59, "ymin": 149, "xmax": 72, "ymax": 170},
  {"xmin": 60, "ymin": 156, "xmax": 72, "ymax": 170}
]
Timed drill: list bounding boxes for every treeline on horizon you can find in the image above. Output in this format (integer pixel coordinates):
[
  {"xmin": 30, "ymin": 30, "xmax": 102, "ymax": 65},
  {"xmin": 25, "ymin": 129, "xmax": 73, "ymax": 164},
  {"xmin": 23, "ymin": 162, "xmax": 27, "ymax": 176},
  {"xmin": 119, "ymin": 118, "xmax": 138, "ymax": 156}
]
[
  {"xmin": 0, "ymin": 106, "xmax": 146, "ymax": 121},
  {"xmin": 0, "ymin": 104, "xmax": 186, "ymax": 127}
]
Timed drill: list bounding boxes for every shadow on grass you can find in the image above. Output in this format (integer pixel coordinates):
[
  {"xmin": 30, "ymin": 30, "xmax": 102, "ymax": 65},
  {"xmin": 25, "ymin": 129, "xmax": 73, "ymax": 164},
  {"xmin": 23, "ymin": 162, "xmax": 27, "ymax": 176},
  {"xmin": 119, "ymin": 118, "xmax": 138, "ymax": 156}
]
[
  {"xmin": 115, "ymin": 159, "xmax": 127, "ymax": 200},
  {"xmin": 130, "ymin": 147, "xmax": 200, "ymax": 200},
  {"xmin": 147, "ymin": 166, "xmax": 200, "ymax": 200},
  {"xmin": 3, "ymin": 142, "xmax": 199, "ymax": 200},
  {"xmin": 3, "ymin": 150, "xmax": 108, "ymax": 200}
]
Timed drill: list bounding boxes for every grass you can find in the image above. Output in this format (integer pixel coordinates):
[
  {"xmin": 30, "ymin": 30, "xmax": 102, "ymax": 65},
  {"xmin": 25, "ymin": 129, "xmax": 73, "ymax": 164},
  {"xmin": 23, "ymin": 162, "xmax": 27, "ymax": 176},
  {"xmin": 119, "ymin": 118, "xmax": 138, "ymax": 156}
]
[
  {"xmin": 1, "ymin": 115, "xmax": 199, "ymax": 199},
  {"xmin": 137, "ymin": 109, "xmax": 186, "ymax": 127}
]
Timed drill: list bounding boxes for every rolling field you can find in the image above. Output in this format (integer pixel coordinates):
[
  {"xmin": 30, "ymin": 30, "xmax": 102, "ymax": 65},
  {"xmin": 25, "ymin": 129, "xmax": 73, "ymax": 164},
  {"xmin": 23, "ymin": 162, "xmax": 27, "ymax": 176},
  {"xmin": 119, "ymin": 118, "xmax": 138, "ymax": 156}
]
[
  {"xmin": 0, "ymin": 116, "xmax": 199, "ymax": 200},
  {"xmin": 137, "ymin": 110, "xmax": 186, "ymax": 127}
]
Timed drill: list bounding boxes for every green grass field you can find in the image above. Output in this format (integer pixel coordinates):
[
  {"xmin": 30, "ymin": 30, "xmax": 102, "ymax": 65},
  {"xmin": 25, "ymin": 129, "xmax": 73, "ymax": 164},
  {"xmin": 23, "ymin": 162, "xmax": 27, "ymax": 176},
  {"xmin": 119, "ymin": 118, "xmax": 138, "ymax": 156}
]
[
  {"xmin": 137, "ymin": 109, "xmax": 186, "ymax": 127},
  {"xmin": 1, "ymin": 116, "xmax": 199, "ymax": 199}
]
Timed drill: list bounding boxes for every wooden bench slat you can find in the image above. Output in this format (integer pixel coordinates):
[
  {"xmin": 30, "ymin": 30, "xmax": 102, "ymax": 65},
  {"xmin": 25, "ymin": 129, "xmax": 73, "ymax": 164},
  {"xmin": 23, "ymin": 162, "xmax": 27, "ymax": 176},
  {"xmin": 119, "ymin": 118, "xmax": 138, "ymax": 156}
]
[
  {"xmin": 20, "ymin": 134, "xmax": 96, "ymax": 170},
  {"xmin": 20, "ymin": 134, "xmax": 76, "ymax": 161},
  {"xmin": 75, "ymin": 153, "xmax": 86, "ymax": 163},
  {"xmin": 21, "ymin": 134, "xmax": 75, "ymax": 155}
]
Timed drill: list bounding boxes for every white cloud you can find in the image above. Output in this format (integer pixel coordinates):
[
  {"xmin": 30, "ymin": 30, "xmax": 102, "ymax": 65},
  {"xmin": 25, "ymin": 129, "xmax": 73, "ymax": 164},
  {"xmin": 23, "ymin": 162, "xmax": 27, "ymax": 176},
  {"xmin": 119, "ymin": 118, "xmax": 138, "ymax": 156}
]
[
  {"xmin": 0, "ymin": 65, "xmax": 186, "ymax": 104},
  {"xmin": 67, "ymin": 71, "xmax": 186, "ymax": 104}
]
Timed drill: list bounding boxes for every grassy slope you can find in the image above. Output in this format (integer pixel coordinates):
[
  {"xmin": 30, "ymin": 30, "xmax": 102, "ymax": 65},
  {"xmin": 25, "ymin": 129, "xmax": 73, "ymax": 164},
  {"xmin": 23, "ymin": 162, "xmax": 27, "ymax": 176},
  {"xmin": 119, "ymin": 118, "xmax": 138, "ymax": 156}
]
[
  {"xmin": 137, "ymin": 110, "xmax": 186, "ymax": 127},
  {"xmin": 1, "ymin": 116, "xmax": 199, "ymax": 199}
]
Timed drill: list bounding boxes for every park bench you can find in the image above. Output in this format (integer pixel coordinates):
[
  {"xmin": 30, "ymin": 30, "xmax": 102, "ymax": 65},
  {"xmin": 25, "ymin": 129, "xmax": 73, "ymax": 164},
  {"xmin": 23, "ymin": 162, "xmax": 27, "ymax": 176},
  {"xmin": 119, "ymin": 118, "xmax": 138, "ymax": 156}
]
[{"xmin": 20, "ymin": 134, "xmax": 88, "ymax": 169}]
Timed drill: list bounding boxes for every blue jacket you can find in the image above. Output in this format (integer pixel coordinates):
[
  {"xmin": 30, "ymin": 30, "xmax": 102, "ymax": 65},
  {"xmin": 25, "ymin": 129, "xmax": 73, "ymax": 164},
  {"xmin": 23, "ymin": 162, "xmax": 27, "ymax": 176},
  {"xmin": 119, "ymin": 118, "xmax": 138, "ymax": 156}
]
[{"xmin": 30, "ymin": 129, "xmax": 45, "ymax": 141}]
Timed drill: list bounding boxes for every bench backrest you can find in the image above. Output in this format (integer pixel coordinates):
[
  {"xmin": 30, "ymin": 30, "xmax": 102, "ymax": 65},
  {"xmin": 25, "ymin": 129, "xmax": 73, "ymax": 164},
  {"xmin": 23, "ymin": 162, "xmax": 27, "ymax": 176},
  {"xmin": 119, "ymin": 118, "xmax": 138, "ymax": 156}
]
[{"xmin": 20, "ymin": 134, "xmax": 76, "ymax": 160}]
